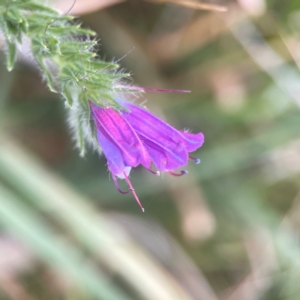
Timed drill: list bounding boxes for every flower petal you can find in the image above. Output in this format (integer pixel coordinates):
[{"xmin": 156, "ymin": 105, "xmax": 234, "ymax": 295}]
[
  {"xmin": 96, "ymin": 127, "xmax": 126, "ymax": 175},
  {"xmin": 180, "ymin": 131, "xmax": 205, "ymax": 152},
  {"xmin": 121, "ymin": 102, "xmax": 189, "ymax": 168},
  {"xmin": 91, "ymin": 104, "xmax": 150, "ymax": 169},
  {"xmin": 142, "ymin": 138, "xmax": 188, "ymax": 171},
  {"xmin": 121, "ymin": 102, "xmax": 183, "ymax": 143}
]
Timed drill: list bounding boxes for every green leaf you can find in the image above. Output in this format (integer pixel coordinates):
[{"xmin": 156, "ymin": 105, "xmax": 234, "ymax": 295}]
[
  {"xmin": 18, "ymin": 2, "xmax": 60, "ymax": 15},
  {"xmin": 6, "ymin": 40, "xmax": 17, "ymax": 71},
  {"xmin": 49, "ymin": 25, "xmax": 96, "ymax": 37}
]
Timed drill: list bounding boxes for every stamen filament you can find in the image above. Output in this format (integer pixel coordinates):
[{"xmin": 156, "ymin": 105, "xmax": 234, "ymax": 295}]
[
  {"xmin": 147, "ymin": 168, "xmax": 161, "ymax": 176},
  {"xmin": 123, "ymin": 172, "xmax": 145, "ymax": 212},
  {"xmin": 168, "ymin": 170, "xmax": 188, "ymax": 177},
  {"xmin": 189, "ymin": 156, "xmax": 201, "ymax": 164},
  {"xmin": 112, "ymin": 175, "xmax": 132, "ymax": 194}
]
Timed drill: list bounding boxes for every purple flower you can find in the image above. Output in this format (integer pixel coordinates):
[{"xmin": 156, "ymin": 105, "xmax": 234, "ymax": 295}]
[{"xmin": 90, "ymin": 100, "xmax": 204, "ymax": 211}]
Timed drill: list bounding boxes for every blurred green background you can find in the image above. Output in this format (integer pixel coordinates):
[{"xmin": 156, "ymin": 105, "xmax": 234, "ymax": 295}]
[{"xmin": 1, "ymin": 0, "xmax": 300, "ymax": 299}]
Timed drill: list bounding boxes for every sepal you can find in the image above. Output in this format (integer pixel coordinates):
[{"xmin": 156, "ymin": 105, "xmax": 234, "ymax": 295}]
[{"xmin": 36, "ymin": 56, "xmax": 57, "ymax": 92}]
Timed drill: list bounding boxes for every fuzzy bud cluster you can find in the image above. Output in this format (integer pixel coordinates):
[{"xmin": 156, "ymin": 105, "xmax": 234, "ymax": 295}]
[{"xmin": 0, "ymin": 0, "xmax": 130, "ymax": 155}]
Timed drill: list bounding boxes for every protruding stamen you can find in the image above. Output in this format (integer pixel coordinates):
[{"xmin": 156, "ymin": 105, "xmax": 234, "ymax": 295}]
[
  {"xmin": 168, "ymin": 170, "xmax": 188, "ymax": 177},
  {"xmin": 115, "ymin": 85, "xmax": 190, "ymax": 93},
  {"xmin": 189, "ymin": 156, "xmax": 201, "ymax": 164},
  {"xmin": 147, "ymin": 168, "xmax": 161, "ymax": 176},
  {"xmin": 123, "ymin": 172, "xmax": 145, "ymax": 212},
  {"xmin": 112, "ymin": 175, "xmax": 132, "ymax": 194}
]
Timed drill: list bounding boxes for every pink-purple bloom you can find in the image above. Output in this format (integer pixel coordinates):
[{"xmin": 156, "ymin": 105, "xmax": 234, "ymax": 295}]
[{"xmin": 91, "ymin": 99, "xmax": 204, "ymax": 211}]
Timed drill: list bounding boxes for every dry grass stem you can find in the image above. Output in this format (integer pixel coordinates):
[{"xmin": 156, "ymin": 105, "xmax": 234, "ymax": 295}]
[{"xmin": 146, "ymin": 0, "xmax": 227, "ymax": 12}]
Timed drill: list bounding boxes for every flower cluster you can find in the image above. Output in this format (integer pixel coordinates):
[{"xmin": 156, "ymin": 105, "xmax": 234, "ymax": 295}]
[{"xmin": 91, "ymin": 97, "xmax": 204, "ymax": 211}]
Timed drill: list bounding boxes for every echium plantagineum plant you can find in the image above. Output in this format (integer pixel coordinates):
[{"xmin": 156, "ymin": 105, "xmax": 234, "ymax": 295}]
[{"xmin": 0, "ymin": 0, "xmax": 204, "ymax": 211}]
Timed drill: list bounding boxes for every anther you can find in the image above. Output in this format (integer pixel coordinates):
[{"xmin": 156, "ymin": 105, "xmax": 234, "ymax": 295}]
[
  {"xmin": 189, "ymin": 156, "xmax": 201, "ymax": 164},
  {"xmin": 168, "ymin": 170, "xmax": 188, "ymax": 177}
]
